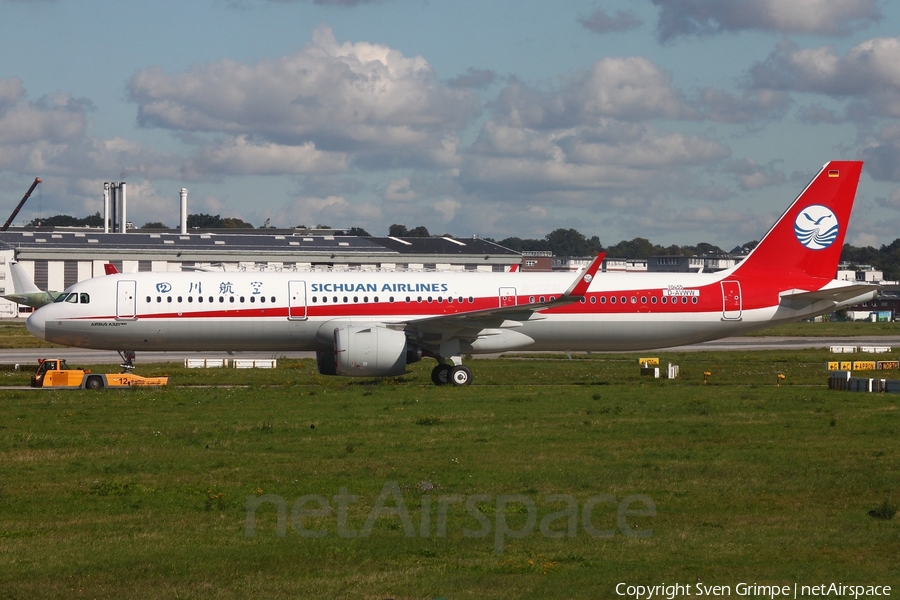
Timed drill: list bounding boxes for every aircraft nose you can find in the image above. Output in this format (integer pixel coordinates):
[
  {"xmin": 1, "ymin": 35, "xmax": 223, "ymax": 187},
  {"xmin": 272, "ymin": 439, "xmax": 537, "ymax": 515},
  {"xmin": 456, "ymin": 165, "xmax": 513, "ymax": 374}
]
[{"xmin": 26, "ymin": 309, "xmax": 46, "ymax": 340}]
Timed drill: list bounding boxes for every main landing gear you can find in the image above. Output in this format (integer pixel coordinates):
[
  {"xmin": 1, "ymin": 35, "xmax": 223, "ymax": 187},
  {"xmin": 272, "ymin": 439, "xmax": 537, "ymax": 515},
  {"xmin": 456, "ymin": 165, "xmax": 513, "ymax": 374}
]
[{"xmin": 430, "ymin": 360, "xmax": 472, "ymax": 386}]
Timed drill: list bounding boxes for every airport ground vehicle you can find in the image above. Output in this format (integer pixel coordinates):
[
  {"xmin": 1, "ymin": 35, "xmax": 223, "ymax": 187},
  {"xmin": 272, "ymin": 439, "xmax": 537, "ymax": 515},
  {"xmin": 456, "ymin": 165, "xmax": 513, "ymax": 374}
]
[{"xmin": 29, "ymin": 358, "xmax": 169, "ymax": 389}]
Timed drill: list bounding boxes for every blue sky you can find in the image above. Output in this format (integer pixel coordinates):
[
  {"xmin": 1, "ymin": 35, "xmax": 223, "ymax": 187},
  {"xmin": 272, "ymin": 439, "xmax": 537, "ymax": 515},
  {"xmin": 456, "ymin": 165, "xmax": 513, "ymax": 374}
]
[{"xmin": 2, "ymin": 0, "xmax": 900, "ymax": 249}]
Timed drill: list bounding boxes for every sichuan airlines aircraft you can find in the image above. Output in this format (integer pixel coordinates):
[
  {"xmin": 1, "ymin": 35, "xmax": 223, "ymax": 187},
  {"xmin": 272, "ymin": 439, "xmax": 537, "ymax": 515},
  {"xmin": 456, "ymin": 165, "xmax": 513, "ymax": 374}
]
[{"xmin": 26, "ymin": 161, "xmax": 876, "ymax": 386}]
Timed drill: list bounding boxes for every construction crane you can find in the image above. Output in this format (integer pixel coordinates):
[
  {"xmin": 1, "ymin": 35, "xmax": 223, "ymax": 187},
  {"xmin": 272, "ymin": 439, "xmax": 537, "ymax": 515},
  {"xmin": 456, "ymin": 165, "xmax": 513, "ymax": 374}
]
[{"xmin": 2, "ymin": 177, "xmax": 42, "ymax": 231}]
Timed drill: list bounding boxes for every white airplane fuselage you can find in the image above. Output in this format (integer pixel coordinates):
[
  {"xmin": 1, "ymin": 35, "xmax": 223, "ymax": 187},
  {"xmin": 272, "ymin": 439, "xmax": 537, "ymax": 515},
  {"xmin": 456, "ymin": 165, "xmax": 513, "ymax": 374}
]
[{"xmin": 26, "ymin": 268, "xmax": 870, "ymax": 353}]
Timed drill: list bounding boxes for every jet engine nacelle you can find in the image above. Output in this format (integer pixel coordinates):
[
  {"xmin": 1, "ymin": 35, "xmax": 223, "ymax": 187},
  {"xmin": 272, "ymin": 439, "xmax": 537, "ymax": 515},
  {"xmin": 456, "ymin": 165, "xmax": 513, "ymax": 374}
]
[{"xmin": 333, "ymin": 325, "xmax": 419, "ymax": 377}]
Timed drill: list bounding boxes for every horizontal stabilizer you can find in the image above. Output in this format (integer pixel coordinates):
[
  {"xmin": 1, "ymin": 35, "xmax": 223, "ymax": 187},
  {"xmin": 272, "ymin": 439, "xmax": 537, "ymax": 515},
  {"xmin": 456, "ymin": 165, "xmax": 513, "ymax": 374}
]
[{"xmin": 779, "ymin": 283, "xmax": 877, "ymax": 309}]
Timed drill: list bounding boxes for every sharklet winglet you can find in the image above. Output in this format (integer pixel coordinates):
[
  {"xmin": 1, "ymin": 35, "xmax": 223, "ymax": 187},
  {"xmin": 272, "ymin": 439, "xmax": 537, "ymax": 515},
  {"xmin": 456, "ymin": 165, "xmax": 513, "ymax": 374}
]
[{"xmin": 563, "ymin": 252, "xmax": 605, "ymax": 298}]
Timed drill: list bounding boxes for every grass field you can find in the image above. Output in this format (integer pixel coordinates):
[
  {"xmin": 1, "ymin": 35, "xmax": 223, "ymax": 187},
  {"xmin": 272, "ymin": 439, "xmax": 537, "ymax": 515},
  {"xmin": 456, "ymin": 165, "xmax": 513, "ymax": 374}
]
[
  {"xmin": 1, "ymin": 350, "xmax": 897, "ymax": 599},
  {"xmin": 0, "ymin": 319, "xmax": 64, "ymax": 349},
  {"xmin": 1, "ymin": 317, "xmax": 899, "ymax": 351}
]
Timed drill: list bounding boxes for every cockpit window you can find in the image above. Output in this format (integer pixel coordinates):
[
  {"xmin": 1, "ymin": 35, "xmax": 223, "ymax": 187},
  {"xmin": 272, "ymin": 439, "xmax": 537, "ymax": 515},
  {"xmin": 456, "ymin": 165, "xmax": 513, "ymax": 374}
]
[
  {"xmin": 65, "ymin": 294, "xmax": 78, "ymax": 303},
  {"xmin": 80, "ymin": 293, "xmax": 90, "ymax": 304},
  {"xmin": 54, "ymin": 293, "xmax": 71, "ymax": 303}
]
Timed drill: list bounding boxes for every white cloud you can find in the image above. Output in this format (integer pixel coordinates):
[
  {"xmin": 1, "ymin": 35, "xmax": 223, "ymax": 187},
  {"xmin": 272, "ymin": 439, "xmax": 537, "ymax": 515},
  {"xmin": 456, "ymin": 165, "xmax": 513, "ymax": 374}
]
[
  {"xmin": 185, "ymin": 136, "xmax": 348, "ymax": 177},
  {"xmin": 128, "ymin": 26, "xmax": 478, "ymax": 170},
  {"xmin": 724, "ymin": 158, "xmax": 786, "ymax": 190},
  {"xmin": 849, "ymin": 232, "xmax": 880, "ymax": 247},
  {"xmin": 280, "ymin": 194, "xmax": 382, "ymax": 228},
  {"xmin": 431, "ymin": 197, "xmax": 460, "ymax": 221},
  {"xmin": 750, "ymin": 37, "xmax": 900, "ymax": 117},
  {"xmin": 463, "ymin": 120, "xmax": 730, "ymax": 194},
  {"xmin": 578, "ymin": 9, "xmax": 643, "ymax": 34},
  {"xmin": 495, "ymin": 57, "xmax": 695, "ymax": 128},
  {"xmin": 383, "ymin": 177, "xmax": 418, "ymax": 202},
  {"xmin": 653, "ymin": 0, "xmax": 881, "ymax": 41}
]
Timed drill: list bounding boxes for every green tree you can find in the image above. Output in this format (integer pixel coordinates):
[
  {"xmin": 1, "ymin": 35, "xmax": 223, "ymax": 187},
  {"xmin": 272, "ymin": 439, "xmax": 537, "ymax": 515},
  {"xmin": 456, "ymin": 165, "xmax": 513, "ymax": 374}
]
[
  {"xmin": 222, "ymin": 217, "xmax": 253, "ymax": 229},
  {"xmin": 543, "ymin": 228, "xmax": 603, "ymax": 256},
  {"xmin": 28, "ymin": 212, "xmax": 103, "ymax": 227},
  {"xmin": 187, "ymin": 213, "xmax": 224, "ymax": 228}
]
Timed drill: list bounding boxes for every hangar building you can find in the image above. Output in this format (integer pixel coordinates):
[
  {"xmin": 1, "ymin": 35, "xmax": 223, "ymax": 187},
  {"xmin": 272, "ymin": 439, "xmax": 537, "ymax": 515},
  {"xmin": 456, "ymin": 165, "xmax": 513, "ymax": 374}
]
[{"xmin": 0, "ymin": 229, "xmax": 520, "ymax": 316}]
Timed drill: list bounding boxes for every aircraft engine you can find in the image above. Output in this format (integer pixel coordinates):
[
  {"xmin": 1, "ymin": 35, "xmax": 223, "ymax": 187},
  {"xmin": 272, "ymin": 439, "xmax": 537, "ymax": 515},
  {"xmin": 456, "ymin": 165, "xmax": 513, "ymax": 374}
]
[{"xmin": 332, "ymin": 325, "xmax": 420, "ymax": 377}]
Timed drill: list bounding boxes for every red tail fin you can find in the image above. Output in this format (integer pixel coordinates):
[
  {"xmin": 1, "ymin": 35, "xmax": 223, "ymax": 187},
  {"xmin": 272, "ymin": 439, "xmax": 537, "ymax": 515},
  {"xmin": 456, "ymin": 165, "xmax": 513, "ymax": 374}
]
[
  {"xmin": 733, "ymin": 161, "xmax": 862, "ymax": 282},
  {"xmin": 104, "ymin": 263, "xmax": 119, "ymax": 275}
]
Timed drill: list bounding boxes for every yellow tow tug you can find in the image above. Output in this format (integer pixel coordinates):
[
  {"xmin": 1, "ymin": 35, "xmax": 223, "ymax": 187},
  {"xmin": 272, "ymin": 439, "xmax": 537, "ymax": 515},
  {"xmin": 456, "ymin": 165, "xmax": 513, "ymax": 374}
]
[{"xmin": 30, "ymin": 358, "xmax": 169, "ymax": 389}]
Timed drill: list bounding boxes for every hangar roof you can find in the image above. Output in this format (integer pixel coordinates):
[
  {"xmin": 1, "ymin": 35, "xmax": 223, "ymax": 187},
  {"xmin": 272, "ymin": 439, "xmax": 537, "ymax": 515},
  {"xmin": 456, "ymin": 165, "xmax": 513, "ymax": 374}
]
[{"xmin": 0, "ymin": 229, "xmax": 519, "ymax": 264}]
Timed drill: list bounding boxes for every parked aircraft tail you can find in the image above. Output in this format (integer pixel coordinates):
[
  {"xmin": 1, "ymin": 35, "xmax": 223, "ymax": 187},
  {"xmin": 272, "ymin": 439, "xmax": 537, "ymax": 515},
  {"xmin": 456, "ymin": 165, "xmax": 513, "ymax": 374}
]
[
  {"xmin": 732, "ymin": 160, "xmax": 862, "ymax": 282},
  {"xmin": 10, "ymin": 261, "xmax": 41, "ymax": 294}
]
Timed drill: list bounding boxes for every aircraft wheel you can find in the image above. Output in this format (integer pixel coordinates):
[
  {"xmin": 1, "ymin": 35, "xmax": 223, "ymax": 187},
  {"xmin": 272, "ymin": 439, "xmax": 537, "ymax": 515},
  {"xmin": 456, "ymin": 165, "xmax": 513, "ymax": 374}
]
[
  {"xmin": 86, "ymin": 376, "xmax": 104, "ymax": 390},
  {"xmin": 449, "ymin": 365, "xmax": 472, "ymax": 386},
  {"xmin": 431, "ymin": 363, "xmax": 451, "ymax": 386}
]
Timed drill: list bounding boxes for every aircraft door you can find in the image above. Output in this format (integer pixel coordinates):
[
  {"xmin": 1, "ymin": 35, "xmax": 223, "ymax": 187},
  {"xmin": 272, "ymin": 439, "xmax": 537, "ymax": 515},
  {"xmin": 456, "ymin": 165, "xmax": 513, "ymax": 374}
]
[
  {"xmin": 499, "ymin": 287, "xmax": 517, "ymax": 308},
  {"xmin": 116, "ymin": 280, "xmax": 137, "ymax": 320},
  {"xmin": 288, "ymin": 280, "xmax": 307, "ymax": 320},
  {"xmin": 721, "ymin": 281, "xmax": 742, "ymax": 320}
]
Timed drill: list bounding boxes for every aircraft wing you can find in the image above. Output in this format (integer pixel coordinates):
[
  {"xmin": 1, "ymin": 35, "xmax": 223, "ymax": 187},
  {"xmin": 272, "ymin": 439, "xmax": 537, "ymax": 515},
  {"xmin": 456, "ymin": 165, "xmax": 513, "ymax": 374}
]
[{"xmin": 399, "ymin": 253, "xmax": 604, "ymax": 341}]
